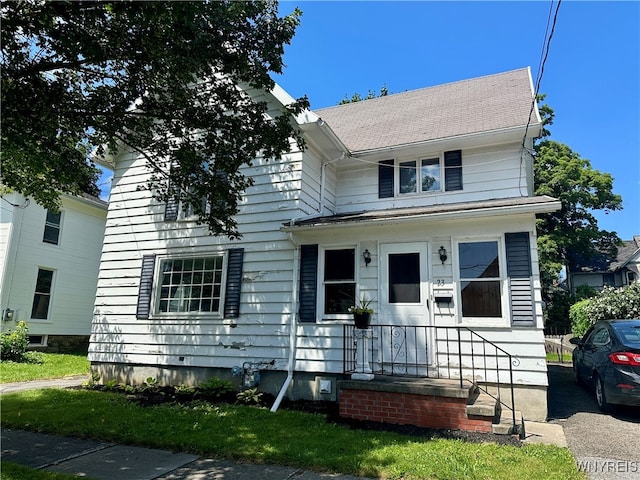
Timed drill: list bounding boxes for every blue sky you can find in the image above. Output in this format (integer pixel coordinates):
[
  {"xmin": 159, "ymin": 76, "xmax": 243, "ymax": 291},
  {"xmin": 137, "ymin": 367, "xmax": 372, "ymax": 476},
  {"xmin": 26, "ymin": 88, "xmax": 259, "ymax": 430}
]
[{"xmin": 272, "ymin": 0, "xmax": 640, "ymax": 241}]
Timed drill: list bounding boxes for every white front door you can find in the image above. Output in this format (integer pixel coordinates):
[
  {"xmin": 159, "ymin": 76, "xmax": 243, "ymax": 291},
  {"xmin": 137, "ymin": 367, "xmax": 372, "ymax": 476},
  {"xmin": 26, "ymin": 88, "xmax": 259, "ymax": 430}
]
[
  {"xmin": 378, "ymin": 243, "xmax": 432, "ymax": 374},
  {"xmin": 379, "ymin": 243, "xmax": 429, "ymax": 325}
]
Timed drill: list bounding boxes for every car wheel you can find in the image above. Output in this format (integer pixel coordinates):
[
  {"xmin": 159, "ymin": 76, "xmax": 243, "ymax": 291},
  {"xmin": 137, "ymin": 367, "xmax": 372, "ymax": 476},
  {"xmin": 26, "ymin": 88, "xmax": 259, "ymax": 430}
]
[{"xmin": 594, "ymin": 375, "xmax": 610, "ymax": 412}]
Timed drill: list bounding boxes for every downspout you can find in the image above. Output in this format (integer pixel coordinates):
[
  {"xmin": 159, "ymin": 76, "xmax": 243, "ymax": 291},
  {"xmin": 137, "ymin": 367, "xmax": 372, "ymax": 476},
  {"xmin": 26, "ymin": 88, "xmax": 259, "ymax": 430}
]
[{"xmin": 271, "ymin": 231, "xmax": 300, "ymax": 412}]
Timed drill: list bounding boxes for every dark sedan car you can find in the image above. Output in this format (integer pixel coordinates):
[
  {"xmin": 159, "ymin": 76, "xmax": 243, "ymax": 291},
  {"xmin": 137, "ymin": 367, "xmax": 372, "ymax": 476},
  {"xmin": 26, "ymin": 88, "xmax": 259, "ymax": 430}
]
[{"xmin": 571, "ymin": 319, "xmax": 640, "ymax": 411}]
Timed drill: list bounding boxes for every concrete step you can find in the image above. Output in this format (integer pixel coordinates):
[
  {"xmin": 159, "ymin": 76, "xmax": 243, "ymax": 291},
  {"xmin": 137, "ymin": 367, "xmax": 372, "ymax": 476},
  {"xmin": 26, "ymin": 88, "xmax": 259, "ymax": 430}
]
[
  {"xmin": 465, "ymin": 391, "xmax": 500, "ymax": 419},
  {"xmin": 492, "ymin": 409, "xmax": 525, "ymax": 437}
]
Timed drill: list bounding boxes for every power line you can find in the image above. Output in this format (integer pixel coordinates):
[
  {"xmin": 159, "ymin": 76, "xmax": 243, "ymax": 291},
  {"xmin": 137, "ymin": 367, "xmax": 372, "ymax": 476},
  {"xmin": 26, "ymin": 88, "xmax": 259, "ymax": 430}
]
[{"xmin": 519, "ymin": 0, "xmax": 562, "ymax": 195}]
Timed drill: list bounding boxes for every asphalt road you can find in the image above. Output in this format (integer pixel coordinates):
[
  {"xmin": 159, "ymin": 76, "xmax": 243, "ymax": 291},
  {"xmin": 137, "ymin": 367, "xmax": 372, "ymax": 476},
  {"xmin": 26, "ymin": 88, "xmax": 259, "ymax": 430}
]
[{"xmin": 547, "ymin": 363, "xmax": 640, "ymax": 480}]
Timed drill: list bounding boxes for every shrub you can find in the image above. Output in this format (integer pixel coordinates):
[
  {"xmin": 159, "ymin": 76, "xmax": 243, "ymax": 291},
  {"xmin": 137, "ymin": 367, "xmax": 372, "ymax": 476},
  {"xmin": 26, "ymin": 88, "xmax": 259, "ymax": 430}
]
[
  {"xmin": 569, "ymin": 299, "xmax": 592, "ymax": 337},
  {"xmin": 570, "ymin": 282, "xmax": 640, "ymax": 337},
  {"xmin": 197, "ymin": 377, "xmax": 234, "ymax": 398},
  {"xmin": 0, "ymin": 321, "xmax": 30, "ymax": 362},
  {"xmin": 237, "ymin": 387, "xmax": 263, "ymax": 405}
]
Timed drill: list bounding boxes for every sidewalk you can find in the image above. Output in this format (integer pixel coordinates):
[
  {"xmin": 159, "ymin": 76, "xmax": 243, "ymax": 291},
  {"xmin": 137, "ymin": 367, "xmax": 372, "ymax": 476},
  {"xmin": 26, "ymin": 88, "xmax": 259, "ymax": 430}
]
[
  {"xmin": 1, "ymin": 377, "xmax": 368, "ymax": 480},
  {"xmin": 2, "ymin": 428, "xmax": 367, "ymax": 480}
]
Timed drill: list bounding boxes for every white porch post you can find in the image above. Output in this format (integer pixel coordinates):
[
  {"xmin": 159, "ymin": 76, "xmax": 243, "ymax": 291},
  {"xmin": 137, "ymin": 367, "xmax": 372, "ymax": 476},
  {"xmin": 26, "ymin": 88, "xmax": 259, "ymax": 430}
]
[{"xmin": 351, "ymin": 328, "xmax": 374, "ymax": 380}]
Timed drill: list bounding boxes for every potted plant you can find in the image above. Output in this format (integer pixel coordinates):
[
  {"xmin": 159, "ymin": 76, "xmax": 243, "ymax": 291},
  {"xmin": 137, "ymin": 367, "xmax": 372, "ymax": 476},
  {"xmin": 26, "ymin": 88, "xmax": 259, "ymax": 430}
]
[{"xmin": 349, "ymin": 297, "xmax": 374, "ymax": 329}]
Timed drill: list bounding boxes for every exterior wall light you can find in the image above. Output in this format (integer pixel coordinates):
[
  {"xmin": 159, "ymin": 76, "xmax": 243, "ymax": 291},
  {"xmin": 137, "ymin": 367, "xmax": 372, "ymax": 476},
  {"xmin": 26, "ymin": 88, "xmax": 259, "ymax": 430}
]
[
  {"xmin": 363, "ymin": 249, "xmax": 372, "ymax": 266},
  {"xmin": 438, "ymin": 246, "xmax": 448, "ymax": 264}
]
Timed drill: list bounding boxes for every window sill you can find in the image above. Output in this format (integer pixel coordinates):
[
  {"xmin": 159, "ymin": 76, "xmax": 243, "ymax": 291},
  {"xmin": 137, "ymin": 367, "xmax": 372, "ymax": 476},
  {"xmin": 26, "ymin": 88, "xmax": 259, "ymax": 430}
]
[
  {"xmin": 150, "ymin": 314, "xmax": 224, "ymax": 321},
  {"xmin": 458, "ymin": 318, "xmax": 510, "ymax": 329}
]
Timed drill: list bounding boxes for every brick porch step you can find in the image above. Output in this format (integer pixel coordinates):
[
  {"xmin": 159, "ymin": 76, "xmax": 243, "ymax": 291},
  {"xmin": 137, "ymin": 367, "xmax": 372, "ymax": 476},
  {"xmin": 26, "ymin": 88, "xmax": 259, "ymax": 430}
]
[{"xmin": 338, "ymin": 377, "xmax": 523, "ymax": 437}]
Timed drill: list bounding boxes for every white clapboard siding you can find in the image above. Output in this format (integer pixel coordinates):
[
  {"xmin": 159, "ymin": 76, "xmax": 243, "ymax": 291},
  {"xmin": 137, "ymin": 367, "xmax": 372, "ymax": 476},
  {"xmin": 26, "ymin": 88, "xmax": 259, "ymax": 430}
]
[
  {"xmin": 332, "ymin": 143, "xmax": 531, "ymax": 214},
  {"xmin": 1, "ymin": 193, "xmax": 106, "ymax": 336}
]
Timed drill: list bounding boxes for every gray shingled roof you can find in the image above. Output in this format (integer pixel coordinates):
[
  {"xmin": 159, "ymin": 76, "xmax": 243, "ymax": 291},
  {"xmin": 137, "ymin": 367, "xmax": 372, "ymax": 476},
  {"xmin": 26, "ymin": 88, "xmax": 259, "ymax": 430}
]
[
  {"xmin": 610, "ymin": 236, "xmax": 640, "ymax": 271},
  {"xmin": 315, "ymin": 68, "xmax": 539, "ymax": 153}
]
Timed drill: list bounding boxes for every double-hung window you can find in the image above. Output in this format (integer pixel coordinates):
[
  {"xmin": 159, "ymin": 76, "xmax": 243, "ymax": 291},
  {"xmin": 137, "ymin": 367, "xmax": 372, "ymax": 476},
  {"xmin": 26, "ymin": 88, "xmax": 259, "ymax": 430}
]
[
  {"xmin": 31, "ymin": 268, "xmax": 54, "ymax": 319},
  {"xmin": 43, "ymin": 210, "xmax": 62, "ymax": 245},
  {"xmin": 156, "ymin": 256, "xmax": 225, "ymax": 315},
  {"xmin": 457, "ymin": 240, "xmax": 504, "ymax": 320},
  {"xmin": 378, "ymin": 150, "xmax": 461, "ymax": 199},
  {"xmin": 398, "ymin": 158, "xmax": 442, "ymax": 195},
  {"xmin": 322, "ymin": 248, "xmax": 356, "ymax": 316}
]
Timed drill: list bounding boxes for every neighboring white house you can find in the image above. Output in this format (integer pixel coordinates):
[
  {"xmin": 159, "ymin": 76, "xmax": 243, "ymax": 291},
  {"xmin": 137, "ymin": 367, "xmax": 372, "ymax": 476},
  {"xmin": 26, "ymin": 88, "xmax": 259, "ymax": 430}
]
[
  {"xmin": 0, "ymin": 192, "xmax": 107, "ymax": 350},
  {"xmin": 90, "ymin": 68, "xmax": 560, "ymax": 421}
]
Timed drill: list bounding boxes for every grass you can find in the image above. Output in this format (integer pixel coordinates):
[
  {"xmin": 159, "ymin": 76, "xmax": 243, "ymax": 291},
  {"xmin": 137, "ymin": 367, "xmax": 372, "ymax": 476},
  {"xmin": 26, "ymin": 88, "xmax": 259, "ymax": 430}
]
[
  {"xmin": 0, "ymin": 462, "xmax": 92, "ymax": 480},
  {"xmin": 546, "ymin": 352, "xmax": 573, "ymax": 363},
  {"xmin": 0, "ymin": 389, "xmax": 584, "ymax": 480},
  {"xmin": 0, "ymin": 353, "xmax": 90, "ymax": 384}
]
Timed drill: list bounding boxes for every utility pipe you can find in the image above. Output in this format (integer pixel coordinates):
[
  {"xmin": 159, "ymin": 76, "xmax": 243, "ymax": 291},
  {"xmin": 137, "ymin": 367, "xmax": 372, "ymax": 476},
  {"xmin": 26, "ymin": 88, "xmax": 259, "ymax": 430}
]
[{"xmin": 271, "ymin": 231, "xmax": 301, "ymax": 412}]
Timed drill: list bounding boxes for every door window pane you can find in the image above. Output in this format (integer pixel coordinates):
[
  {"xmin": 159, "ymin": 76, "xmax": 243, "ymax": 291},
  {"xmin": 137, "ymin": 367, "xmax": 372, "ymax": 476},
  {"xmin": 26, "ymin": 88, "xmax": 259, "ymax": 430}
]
[
  {"xmin": 389, "ymin": 253, "xmax": 420, "ymax": 303},
  {"xmin": 31, "ymin": 269, "xmax": 54, "ymax": 319}
]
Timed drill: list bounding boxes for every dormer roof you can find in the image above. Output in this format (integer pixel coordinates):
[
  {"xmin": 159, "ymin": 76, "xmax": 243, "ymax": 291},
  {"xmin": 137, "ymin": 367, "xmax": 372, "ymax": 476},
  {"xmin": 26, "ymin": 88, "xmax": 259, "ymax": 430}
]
[{"xmin": 314, "ymin": 68, "xmax": 540, "ymax": 154}]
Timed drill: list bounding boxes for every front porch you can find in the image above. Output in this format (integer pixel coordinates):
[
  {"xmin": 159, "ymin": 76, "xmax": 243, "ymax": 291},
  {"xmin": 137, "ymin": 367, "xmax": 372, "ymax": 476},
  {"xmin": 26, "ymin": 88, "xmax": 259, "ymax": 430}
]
[{"xmin": 340, "ymin": 325, "xmax": 524, "ymax": 436}]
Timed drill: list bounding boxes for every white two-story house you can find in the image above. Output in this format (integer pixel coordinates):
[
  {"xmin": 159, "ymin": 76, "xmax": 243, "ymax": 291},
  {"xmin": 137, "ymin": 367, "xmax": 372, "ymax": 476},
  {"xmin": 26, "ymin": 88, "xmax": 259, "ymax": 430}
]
[
  {"xmin": 90, "ymin": 68, "xmax": 560, "ymax": 422},
  {"xmin": 1, "ymin": 192, "xmax": 107, "ymax": 350}
]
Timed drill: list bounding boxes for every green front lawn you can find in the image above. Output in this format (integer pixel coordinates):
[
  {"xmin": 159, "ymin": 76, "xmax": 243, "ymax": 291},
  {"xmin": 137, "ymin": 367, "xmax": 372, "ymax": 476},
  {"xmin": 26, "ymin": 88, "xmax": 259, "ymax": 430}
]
[
  {"xmin": 0, "ymin": 462, "xmax": 93, "ymax": 480},
  {"xmin": 0, "ymin": 353, "xmax": 90, "ymax": 383},
  {"xmin": 0, "ymin": 389, "xmax": 584, "ymax": 480}
]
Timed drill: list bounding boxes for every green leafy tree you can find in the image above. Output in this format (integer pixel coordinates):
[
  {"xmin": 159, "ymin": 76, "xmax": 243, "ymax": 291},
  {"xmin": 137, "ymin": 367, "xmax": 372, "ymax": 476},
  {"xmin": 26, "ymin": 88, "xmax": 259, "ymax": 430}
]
[
  {"xmin": 534, "ymin": 98, "xmax": 622, "ymax": 331},
  {"xmin": 534, "ymin": 102, "xmax": 622, "ymax": 297},
  {"xmin": 339, "ymin": 84, "xmax": 389, "ymax": 104},
  {"xmin": 1, "ymin": 0, "xmax": 308, "ymax": 237}
]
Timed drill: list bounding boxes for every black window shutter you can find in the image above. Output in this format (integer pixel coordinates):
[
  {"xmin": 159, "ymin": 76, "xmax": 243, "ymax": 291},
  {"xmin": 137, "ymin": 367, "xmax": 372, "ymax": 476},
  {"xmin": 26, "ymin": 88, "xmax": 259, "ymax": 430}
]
[
  {"xmin": 224, "ymin": 248, "xmax": 244, "ymax": 318},
  {"xmin": 164, "ymin": 180, "xmax": 178, "ymax": 221},
  {"xmin": 378, "ymin": 160, "xmax": 395, "ymax": 198},
  {"xmin": 444, "ymin": 150, "xmax": 463, "ymax": 192},
  {"xmin": 505, "ymin": 232, "xmax": 534, "ymax": 326},
  {"xmin": 299, "ymin": 244, "xmax": 318, "ymax": 323},
  {"xmin": 136, "ymin": 255, "xmax": 157, "ymax": 319}
]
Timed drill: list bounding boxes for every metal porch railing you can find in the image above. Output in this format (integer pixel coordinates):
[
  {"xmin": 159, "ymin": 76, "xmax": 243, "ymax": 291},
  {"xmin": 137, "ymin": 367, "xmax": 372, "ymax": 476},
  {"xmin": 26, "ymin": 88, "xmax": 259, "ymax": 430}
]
[{"xmin": 343, "ymin": 324, "xmax": 518, "ymax": 430}]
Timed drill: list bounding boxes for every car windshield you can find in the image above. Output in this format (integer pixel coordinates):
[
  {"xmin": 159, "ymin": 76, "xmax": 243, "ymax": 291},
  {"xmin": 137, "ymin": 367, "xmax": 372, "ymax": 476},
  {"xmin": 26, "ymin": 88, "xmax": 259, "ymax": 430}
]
[{"xmin": 611, "ymin": 321, "xmax": 640, "ymax": 347}]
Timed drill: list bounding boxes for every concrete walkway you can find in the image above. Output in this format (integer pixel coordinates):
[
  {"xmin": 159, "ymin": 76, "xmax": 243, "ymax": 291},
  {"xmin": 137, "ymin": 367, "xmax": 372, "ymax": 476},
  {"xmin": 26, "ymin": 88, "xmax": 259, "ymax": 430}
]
[{"xmin": 0, "ymin": 376, "xmax": 568, "ymax": 479}]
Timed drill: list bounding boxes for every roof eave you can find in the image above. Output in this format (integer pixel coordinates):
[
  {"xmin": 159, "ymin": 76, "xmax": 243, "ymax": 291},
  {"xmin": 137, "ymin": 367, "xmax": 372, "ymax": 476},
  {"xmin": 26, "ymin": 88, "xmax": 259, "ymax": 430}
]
[
  {"xmin": 349, "ymin": 123, "xmax": 540, "ymax": 157},
  {"xmin": 282, "ymin": 197, "xmax": 561, "ymax": 232}
]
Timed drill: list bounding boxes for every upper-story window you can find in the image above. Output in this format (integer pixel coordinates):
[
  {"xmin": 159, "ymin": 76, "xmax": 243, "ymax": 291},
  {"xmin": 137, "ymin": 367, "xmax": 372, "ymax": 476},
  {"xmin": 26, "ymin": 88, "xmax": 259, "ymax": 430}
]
[
  {"xmin": 379, "ymin": 150, "xmax": 461, "ymax": 199},
  {"xmin": 43, "ymin": 210, "xmax": 62, "ymax": 245},
  {"xmin": 399, "ymin": 158, "xmax": 441, "ymax": 194}
]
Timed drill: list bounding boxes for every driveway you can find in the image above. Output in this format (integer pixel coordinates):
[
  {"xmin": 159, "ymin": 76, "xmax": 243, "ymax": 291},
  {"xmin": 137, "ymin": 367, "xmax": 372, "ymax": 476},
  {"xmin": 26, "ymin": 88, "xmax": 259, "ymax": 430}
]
[{"xmin": 547, "ymin": 363, "xmax": 640, "ymax": 480}]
